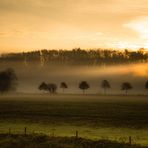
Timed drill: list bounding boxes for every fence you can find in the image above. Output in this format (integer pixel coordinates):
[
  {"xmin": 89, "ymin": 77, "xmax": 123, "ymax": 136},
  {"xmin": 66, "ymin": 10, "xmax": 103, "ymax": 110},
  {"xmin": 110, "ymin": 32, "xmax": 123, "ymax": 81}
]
[{"xmin": 0, "ymin": 127, "xmax": 134, "ymax": 145}]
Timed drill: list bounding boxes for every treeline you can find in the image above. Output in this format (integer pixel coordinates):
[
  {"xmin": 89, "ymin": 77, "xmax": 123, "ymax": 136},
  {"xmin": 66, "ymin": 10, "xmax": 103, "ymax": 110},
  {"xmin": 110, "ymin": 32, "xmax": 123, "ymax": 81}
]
[
  {"xmin": 0, "ymin": 48, "xmax": 148, "ymax": 66},
  {"xmin": 0, "ymin": 68, "xmax": 148, "ymax": 95},
  {"xmin": 39, "ymin": 81, "xmax": 148, "ymax": 95}
]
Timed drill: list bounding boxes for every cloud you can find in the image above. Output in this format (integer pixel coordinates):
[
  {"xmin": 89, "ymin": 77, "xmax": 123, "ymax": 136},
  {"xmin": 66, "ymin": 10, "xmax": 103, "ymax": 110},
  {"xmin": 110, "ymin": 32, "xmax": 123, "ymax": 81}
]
[
  {"xmin": 124, "ymin": 16, "xmax": 148, "ymax": 40},
  {"xmin": 0, "ymin": 0, "xmax": 148, "ymax": 51}
]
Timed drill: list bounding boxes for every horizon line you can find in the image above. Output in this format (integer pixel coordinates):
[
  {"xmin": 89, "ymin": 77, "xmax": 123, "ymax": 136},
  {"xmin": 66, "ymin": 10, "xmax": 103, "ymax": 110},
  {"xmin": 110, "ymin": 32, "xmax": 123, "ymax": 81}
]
[{"xmin": 1, "ymin": 47, "xmax": 147, "ymax": 55}]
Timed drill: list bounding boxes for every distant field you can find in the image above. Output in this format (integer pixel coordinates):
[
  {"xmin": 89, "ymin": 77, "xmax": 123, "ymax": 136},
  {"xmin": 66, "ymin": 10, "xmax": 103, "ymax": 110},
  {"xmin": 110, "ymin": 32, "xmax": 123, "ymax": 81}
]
[{"xmin": 0, "ymin": 94, "xmax": 148, "ymax": 146}]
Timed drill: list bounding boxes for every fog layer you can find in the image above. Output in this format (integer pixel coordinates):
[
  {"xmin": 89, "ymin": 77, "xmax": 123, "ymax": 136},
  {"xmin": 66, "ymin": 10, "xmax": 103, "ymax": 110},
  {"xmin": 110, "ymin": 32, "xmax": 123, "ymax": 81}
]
[{"xmin": 0, "ymin": 62, "xmax": 148, "ymax": 94}]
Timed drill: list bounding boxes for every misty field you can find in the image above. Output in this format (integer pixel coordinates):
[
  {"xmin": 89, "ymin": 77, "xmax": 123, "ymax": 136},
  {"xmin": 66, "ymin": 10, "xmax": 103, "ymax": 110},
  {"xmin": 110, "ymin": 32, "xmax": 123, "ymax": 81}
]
[{"xmin": 0, "ymin": 94, "xmax": 148, "ymax": 146}]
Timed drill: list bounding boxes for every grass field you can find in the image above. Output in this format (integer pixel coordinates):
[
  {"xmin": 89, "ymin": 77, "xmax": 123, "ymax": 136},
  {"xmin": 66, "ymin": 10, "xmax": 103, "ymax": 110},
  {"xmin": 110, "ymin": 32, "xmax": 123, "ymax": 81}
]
[
  {"xmin": 0, "ymin": 94, "xmax": 148, "ymax": 146},
  {"xmin": 0, "ymin": 134, "xmax": 147, "ymax": 148}
]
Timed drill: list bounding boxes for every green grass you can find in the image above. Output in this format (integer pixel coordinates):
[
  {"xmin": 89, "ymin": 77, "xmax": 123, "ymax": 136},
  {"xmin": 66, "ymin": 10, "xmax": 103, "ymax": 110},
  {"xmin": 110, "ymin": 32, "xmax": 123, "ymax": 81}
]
[
  {"xmin": 0, "ymin": 94, "xmax": 148, "ymax": 146},
  {"xmin": 0, "ymin": 134, "xmax": 147, "ymax": 148},
  {"xmin": 0, "ymin": 94, "xmax": 148, "ymax": 128}
]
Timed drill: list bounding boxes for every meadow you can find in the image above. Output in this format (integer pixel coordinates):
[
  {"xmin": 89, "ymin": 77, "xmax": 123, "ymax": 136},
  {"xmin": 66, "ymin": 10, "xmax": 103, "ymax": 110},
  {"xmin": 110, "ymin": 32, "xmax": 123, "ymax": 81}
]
[
  {"xmin": 0, "ymin": 94, "xmax": 148, "ymax": 146},
  {"xmin": 0, "ymin": 134, "xmax": 147, "ymax": 148}
]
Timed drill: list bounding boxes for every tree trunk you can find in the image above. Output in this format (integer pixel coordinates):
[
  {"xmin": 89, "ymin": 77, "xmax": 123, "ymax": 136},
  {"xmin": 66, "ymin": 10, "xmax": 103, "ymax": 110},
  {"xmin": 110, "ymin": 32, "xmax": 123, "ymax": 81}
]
[
  {"xmin": 104, "ymin": 88, "xmax": 106, "ymax": 95},
  {"xmin": 125, "ymin": 89, "xmax": 127, "ymax": 95},
  {"xmin": 83, "ymin": 89, "xmax": 85, "ymax": 95}
]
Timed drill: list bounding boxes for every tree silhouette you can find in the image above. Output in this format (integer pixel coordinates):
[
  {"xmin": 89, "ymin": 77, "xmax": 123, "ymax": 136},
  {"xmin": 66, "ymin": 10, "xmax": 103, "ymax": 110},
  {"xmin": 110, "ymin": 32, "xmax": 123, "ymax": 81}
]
[
  {"xmin": 38, "ymin": 82, "xmax": 48, "ymax": 92},
  {"xmin": 60, "ymin": 82, "xmax": 68, "ymax": 93},
  {"xmin": 101, "ymin": 80, "xmax": 111, "ymax": 95},
  {"xmin": 79, "ymin": 81, "xmax": 89, "ymax": 94},
  {"xmin": 39, "ymin": 82, "xmax": 57, "ymax": 94},
  {"xmin": 48, "ymin": 83, "xmax": 57, "ymax": 94},
  {"xmin": 121, "ymin": 82, "xmax": 132, "ymax": 95},
  {"xmin": 145, "ymin": 81, "xmax": 148, "ymax": 90},
  {"xmin": 0, "ymin": 68, "xmax": 17, "ymax": 94},
  {"xmin": 1, "ymin": 48, "xmax": 147, "ymax": 66}
]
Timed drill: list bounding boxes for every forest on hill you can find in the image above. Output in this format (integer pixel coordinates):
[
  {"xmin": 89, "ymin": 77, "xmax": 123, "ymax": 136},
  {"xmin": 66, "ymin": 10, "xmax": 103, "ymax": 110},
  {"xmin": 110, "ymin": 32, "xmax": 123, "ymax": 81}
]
[{"xmin": 0, "ymin": 48, "xmax": 148, "ymax": 66}]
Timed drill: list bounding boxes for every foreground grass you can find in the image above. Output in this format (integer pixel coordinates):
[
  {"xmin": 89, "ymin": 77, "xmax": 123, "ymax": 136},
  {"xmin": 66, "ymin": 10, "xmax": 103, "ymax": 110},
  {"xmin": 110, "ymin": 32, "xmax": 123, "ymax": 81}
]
[
  {"xmin": 0, "ymin": 94, "xmax": 148, "ymax": 128},
  {"xmin": 0, "ymin": 134, "xmax": 147, "ymax": 148},
  {"xmin": 1, "ymin": 122, "xmax": 148, "ymax": 146},
  {"xmin": 0, "ymin": 94, "xmax": 148, "ymax": 145}
]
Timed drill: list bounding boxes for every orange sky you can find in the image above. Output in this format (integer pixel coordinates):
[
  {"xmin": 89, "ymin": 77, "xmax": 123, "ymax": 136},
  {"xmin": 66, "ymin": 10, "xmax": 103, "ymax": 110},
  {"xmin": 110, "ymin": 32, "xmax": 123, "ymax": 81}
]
[{"xmin": 0, "ymin": 0, "xmax": 148, "ymax": 53}]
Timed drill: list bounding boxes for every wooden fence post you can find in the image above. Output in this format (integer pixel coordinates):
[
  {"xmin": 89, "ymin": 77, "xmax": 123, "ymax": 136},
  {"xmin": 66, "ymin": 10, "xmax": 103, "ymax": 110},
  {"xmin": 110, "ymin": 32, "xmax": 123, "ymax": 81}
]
[
  {"xmin": 75, "ymin": 130, "xmax": 78, "ymax": 139},
  {"xmin": 9, "ymin": 128, "xmax": 11, "ymax": 135},
  {"xmin": 24, "ymin": 127, "xmax": 27, "ymax": 135},
  {"xmin": 129, "ymin": 136, "xmax": 132, "ymax": 145},
  {"xmin": 51, "ymin": 128, "xmax": 55, "ymax": 137}
]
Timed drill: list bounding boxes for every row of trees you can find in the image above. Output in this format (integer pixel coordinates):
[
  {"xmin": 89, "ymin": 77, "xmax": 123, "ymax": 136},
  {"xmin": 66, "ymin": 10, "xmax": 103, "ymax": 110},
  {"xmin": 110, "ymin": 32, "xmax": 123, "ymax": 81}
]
[
  {"xmin": 0, "ymin": 48, "xmax": 148, "ymax": 66},
  {"xmin": 39, "ymin": 80, "xmax": 148, "ymax": 95},
  {"xmin": 0, "ymin": 68, "xmax": 148, "ymax": 95}
]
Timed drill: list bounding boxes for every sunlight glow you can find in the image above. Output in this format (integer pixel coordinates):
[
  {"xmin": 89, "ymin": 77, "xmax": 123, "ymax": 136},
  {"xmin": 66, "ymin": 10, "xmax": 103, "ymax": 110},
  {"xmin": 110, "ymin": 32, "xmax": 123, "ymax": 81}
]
[
  {"xmin": 116, "ymin": 41, "xmax": 141, "ymax": 50},
  {"xmin": 124, "ymin": 17, "xmax": 148, "ymax": 40},
  {"xmin": 122, "ymin": 17, "xmax": 148, "ymax": 50},
  {"xmin": 0, "ymin": 1, "xmax": 148, "ymax": 52}
]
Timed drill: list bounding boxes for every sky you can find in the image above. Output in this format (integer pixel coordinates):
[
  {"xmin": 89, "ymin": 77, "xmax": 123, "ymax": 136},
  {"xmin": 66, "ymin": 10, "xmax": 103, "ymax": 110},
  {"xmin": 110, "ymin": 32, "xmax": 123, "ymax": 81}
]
[{"xmin": 0, "ymin": 0, "xmax": 148, "ymax": 53}]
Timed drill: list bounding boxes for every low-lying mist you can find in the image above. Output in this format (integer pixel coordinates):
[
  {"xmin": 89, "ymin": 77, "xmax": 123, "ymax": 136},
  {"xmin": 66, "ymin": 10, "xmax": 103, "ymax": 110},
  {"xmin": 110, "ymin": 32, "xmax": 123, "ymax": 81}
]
[{"xmin": 0, "ymin": 62, "xmax": 148, "ymax": 94}]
